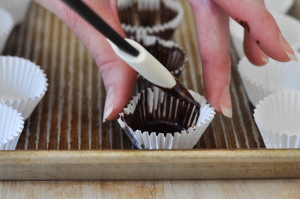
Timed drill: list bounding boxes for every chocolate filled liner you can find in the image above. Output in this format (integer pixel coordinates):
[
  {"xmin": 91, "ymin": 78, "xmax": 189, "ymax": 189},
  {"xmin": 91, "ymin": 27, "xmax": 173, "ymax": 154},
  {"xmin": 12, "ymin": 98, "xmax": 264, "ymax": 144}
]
[
  {"xmin": 118, "ymin": 87, "xmax": 215, "ymax": 149},
  {"xmin": 118, "ymin": 0, "xmax": 183, "ymax": 39},
  {"xmin": 128, "ymin": 32, "xmax": 187, "ymax": 92}
]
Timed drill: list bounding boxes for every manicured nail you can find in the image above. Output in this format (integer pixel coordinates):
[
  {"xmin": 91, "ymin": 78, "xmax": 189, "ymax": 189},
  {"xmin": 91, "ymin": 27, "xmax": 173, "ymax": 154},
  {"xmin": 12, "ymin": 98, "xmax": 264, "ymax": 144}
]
[
  {"xmin": 220, "ymin": 85, "xmax": 232, "ymax": 118},
  {"xmin": 279, "ymin": 33, "xmax": 297, "ymax": 61},
  {"xmin": 260, "ymin": 51, "xmax": 269, "ymax": 64},
  {"xmin": 103, "ymin": 87, "xmax": 115, "ymax": 123}
]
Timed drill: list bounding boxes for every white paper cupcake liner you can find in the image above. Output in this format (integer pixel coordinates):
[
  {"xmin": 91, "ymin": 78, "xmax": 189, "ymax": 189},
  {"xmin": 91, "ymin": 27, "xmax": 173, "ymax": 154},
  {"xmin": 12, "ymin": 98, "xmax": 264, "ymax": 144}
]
[
  {"xmin": 265, "ymin": 0, "xmax": 294, "ymax": 14},
  {"xmin": 118, "ymin": 87, "xmax": 215, "ymax": 149},
  {"xmin": 254, "ymin": 91, "xmax": 300, "ymax": 148},
  {"xmin": 0, "ymin": 0, "xmax": 31, "ymax": 25},
  {"xmin": 238, "ymin": 54, "xmax": 300, "ymax": 106},
  {"xmin": 119, "ymin": 0, "xmax": 184, "ymax": 39},
  {"xmin": 0, "ymin": 103, "xmax": 24, "ymax": 150},
  {"xmin": 0, "ymin": 56, "xmax": 48, "ymax": 120},
  {"xmin": 0, "ymin": 8, "xmax": 14, "ymax": 54}
]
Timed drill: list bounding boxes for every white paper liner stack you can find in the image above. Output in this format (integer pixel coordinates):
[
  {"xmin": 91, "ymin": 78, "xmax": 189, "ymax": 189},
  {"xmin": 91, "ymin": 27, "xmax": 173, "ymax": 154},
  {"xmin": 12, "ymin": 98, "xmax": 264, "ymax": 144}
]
[
  {"xmin": 0, "ymin": 0, "xmax": 31, "ymax": 25},
  {"xmin": 0, "ymin": 56, "xmax": 48, "ymax": 120},
  {"xmin": 0, "ymin": 8, "xmax": 14, "ymax": 54},
  {"xmin": 238, "ymin": 55, "xmax": 300, "ymax": 106},
  {"xmin": 118, "ymin": 87, "xmax": 215, "ymax": 149},
  {"xmin": 119, "ymin": 0, "xmax": 184, "ymax": 39},
  {"xmin": 254, "ymin": 91, "xmax": 300, "ymax": 148},
  {"xmin": 0, "ymin": 103, "xmax": 24, "ymax": 150}
]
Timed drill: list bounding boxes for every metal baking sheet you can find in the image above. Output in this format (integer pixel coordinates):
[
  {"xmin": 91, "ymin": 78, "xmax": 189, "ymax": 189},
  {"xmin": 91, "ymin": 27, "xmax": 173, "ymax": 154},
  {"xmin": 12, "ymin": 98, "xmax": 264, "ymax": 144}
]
[{"xmin": 1, "ymin": 1, "xmax": 300, "ymax": 180}]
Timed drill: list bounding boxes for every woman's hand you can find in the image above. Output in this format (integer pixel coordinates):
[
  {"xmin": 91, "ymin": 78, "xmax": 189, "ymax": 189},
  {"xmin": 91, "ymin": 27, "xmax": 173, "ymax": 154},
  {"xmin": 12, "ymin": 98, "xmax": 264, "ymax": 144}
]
[
  {"xmin": 188, "ymin": 0, "xmax": 296, "ymax": 118},
  {"xmin": 35, "ymin": 0, "xmax": 296, "ymax": 120},
  {"xmin": 34, "ymin": 0, "xmax": 137, "ymax": 122}
]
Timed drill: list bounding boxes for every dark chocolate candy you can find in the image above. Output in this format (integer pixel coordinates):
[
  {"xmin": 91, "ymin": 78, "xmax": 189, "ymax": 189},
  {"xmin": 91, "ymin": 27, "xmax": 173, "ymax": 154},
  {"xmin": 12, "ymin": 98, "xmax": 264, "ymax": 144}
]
[{"xmin": 122, "ymin": 88, "xmax": 200, "ymax": 135}]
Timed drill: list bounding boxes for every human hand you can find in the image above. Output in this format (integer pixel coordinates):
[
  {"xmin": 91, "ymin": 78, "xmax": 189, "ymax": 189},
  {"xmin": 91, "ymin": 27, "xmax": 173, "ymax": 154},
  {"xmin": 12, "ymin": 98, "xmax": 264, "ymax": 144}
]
[
  {"xmin": 188, "ymin": 0, "xmax": 296, "ymax": 118},
  {"xmin": 34, "ymin": 0, "xmax": 137, "ymax": 122}
]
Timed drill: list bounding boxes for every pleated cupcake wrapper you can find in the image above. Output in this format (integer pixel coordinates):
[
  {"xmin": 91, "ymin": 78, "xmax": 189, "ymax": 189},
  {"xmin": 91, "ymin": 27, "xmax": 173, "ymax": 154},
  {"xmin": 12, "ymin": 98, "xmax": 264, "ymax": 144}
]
[
  {"xmin": 0, "ymin": 0, "xmax": 31, "ymax": 25},
  {"xmin": 130, "ymin": 32, "xmax": 187, "ymax": 93},
  {"xmin": 0, "ymin": 56, "xmax": 48, "ymax": 120},
  {"xmin": 0, "ymin": 103, "xmax": 24, "ymax": 150},
  {"xmin": 119, "ymin": 0, "xmax": 184, "ymax": 39},
  {"xmin": 254, "ymin": 91, "xmax": 300, "ymax": 149},
  {"xmin": 130, "ymin": 31, "xmax": 187, "ymax": 77},
  {"xmin": 0, "ymin": 8, "xmax": 14, "ymax": 54},
  {"xmin": 118, "ymin": 87, "xmax": 215, "ymax": 149},
  {"xmin": 265, "ymin": 0, "xmax": 294, "ymax": 13},
  {"xmin": 238, "ymin": 56, "xmax": 300, "ymax": 106}
]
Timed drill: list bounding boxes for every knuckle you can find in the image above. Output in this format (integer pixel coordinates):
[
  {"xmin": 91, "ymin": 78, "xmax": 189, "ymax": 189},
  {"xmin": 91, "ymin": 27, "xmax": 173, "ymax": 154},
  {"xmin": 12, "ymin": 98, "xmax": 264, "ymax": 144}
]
[{"xmin": 60, "ymin": 4, "xmax": 80, "ymax": 30}]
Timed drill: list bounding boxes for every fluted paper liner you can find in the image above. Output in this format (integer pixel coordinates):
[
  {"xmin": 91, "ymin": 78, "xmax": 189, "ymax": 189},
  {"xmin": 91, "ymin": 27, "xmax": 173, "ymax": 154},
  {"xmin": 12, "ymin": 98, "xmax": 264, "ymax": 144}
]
[
  {"xmin": 238, "ymin": 55, "xmax": 300, "ymax": 106},
  {"xmin": 130, "ymin": 31, "xmax": 187, "ymax": 77},
  {"xmin": 254, "ymin": 91, "xmax": 300, "ymax": 148},
  {"xmin": 0, "ymin": 0, "xmax": 31, "ymax": 25},
  {"xmin": 118, "ymin": 0, "xmax": 184, "ymax": 39},
  {"xmin": 131, "ymin": 32, "xmax": 188, "ymax": 92},
  {"xmin": 0, "ymin": 103, "xmax": 24, "ymax": 150},
  {"xmin": 0, "ymin": 8, "xmax": 14, "ymax": 54},
  {"xmin": 265, "ymin": 0, "xmax": 294, "ymax": 14},
  {"xmin": 118, "ymin": 87, "xmax": 215, "ymax": 149},
  {"xmin": 0, "ymin": 56, "xmax": 48, "ymax": 120}
]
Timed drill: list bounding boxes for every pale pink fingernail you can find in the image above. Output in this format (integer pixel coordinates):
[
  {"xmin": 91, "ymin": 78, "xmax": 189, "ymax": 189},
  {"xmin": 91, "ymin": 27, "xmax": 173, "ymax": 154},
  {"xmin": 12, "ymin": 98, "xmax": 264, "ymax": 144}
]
[
  {"xmin": 261, "ymin": 51, "xmax": 269, "ymax": 64},
  {"xmin": 279, "ymin": 33, "xmax": 298, "ymax": 61},
  {"xmin": 103, "ymin": 87, "xmax": 115, "ymax": 123},
  {"xmin": 219, "ymin": 85, "xmax": 232, "ymax": 118}
]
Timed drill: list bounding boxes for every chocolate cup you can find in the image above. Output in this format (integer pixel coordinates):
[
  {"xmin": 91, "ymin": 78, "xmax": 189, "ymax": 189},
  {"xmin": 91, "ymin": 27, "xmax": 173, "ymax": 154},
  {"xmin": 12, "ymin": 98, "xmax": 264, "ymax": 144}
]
[
  {"xmin": 132, "ymin": 33, "xmax": 187, "ymax": 77},
  {"xmin": 118, "ymin": 87, "xmax": 215, "ymax": 149},
  {"xmin": 118, "ymin": 0, "xmax": 183, "ymax": 39},
  {"xmin": 129, "ymin": 33, "xmax": 187, "ymax": 92}
]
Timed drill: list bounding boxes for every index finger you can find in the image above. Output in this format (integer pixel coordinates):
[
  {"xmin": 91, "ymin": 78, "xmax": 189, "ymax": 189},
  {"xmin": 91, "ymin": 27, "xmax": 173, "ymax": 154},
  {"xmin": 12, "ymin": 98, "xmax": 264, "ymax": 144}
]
[{"xmin": 213, "ymin": 0, "xmax": 297, "ymax": 61}]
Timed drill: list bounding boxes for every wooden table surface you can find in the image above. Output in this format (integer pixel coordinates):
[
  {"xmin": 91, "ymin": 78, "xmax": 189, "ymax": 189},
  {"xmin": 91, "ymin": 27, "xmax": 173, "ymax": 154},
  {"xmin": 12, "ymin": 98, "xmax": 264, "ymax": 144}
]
[
  {"xmin": 1, "ymin": 180, "xmax": 300, "ymax": 198},
  {"xmin": 2, "ymin": 1, "xmax": 300, "ymax": 198}
]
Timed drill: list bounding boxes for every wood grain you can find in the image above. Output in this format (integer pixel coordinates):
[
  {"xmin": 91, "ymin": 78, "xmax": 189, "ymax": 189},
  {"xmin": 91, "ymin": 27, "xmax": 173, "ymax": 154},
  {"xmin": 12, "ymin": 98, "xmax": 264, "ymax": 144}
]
[
  {"xmin": 1, "ymin": 150, "xmax": 300, "ymax": 180},
  {"xmin": 1, "ymin": 179, "xmax": 300, "ymax": 199}
]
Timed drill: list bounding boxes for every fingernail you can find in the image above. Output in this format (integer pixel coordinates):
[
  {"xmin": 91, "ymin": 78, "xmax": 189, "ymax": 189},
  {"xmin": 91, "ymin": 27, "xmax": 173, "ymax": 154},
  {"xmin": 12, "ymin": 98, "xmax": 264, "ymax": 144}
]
[
  {"xmin": 279, "ymin": 33, "xmax": 298, "ymax": 61},
  {"xmin": 220, "ymin": 85, "xmax": 232, "ymax": 118},
  {"xmin": 103, "ymin": 87, "xmax": 115, "ymax": 123},
  {"xmin": 260, "ymin": 51, "xmax": 269, "ymax": 64}
]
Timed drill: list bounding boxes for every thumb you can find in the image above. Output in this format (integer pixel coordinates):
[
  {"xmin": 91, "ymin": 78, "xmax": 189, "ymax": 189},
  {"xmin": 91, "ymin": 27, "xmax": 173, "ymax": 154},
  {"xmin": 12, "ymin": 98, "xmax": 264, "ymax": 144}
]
[
  {"xmin": 97, "ymin": 55, "xmax": 136, "ymax": 122},
  {"xmin": 35, "ymin": 0, "xmax": 137, "ymax": 121}
]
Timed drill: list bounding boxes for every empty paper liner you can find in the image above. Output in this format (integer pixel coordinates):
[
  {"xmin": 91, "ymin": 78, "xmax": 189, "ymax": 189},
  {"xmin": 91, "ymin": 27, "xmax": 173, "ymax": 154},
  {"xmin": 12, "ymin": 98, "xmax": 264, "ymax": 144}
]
[
  {"xmin": 254, "ymin": 91, "xmax": 300, "ymax": 148},
  {"xmin": 0, "ymin": 103, "xmax": 24, "ymax": 150},
  {"xmin": 0, "ymin": 8, "xmax": 14, "ymax": 54},
  {"xmin": 0, "ymin": 0, "xmax": 31, "ymax": 25},
  {"xmin": 0, "ymin": 56, "xmax": 48, "ymax": 120},
  {"xmin": 238, "ymin": 55, "xmax": 300, "ymax": 106}
]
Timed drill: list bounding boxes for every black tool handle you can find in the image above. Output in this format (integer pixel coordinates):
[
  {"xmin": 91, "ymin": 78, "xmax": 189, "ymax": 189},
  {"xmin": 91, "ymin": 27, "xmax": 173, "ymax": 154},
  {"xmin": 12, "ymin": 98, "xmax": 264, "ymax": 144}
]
[{"xmin": 61, "ymin": 0, "xmax": 139, "ymax": 57}]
